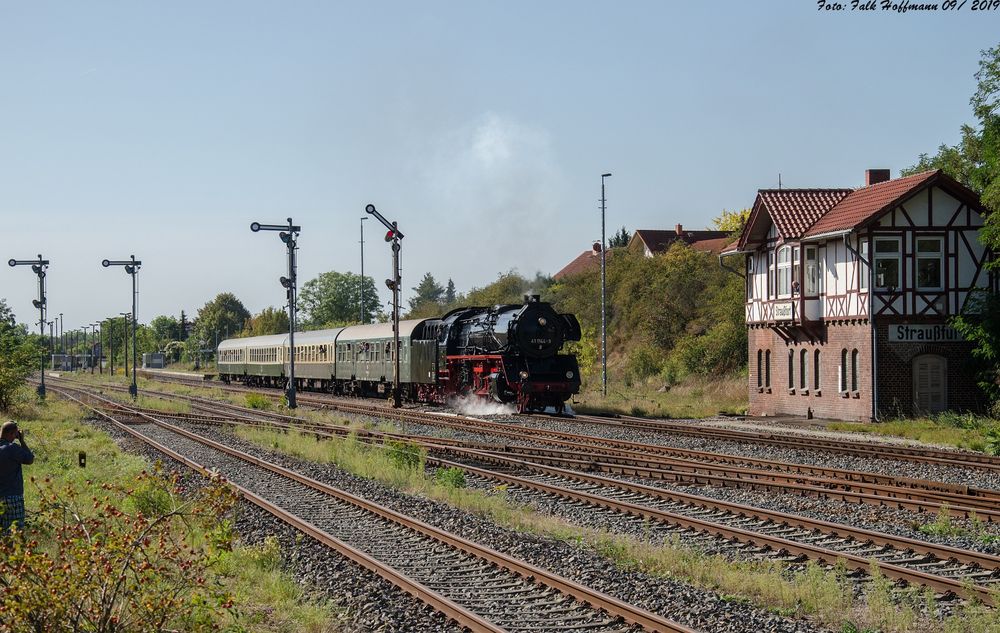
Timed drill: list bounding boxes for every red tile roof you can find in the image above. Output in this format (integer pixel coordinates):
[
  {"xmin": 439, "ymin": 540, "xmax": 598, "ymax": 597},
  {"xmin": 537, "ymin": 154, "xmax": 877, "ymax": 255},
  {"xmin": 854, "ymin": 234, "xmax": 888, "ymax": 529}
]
[
  {"xmin": 803, "ymin": 170, "xmax": 939, "ymax": 237},
  {"xmin": 757, "ymin": 189, "xmax": 852, "ymax": 239},
  {"xmin": 554, "ymin": 248, "xmax": 611, "ymax": 280},
  {"xmin": 631, "ymin": 229, "xmax": 731, "ymax": 255},
  {"xmin": 720, "ymin": 238, "xmax": 741, "ymax": 254}
]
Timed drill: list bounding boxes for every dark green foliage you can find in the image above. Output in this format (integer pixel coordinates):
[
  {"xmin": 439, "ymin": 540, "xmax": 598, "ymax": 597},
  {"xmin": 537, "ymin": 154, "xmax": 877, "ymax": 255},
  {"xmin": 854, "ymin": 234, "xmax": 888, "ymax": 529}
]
[
  {"xmin": 241, "ymin": 307, "xmax": 290, "ymax": 337},
  {"xmin": 407, "ymin": 273, "xmax": 446, "ymax": 317},
  {"xmin": 298, "ymin": 271, "xmax": 383, "ymax": 327},
  {"xmin": 444, "ymin": 278, "xmax": 457, "ymax": 304},
  {"xmin": 608, "ymin": 226, "xmax": 630, "ymax": 248},
  {"xmin": 0, "ymin": 300, "xmax": 43, "ymax": 410},
  {"xmin": 385, "ymin": 440, "xmax": 422, "ymax": 470},
  {"xmin": 188, "ymin": 293, "xmax": 251, "ymax": 359},
  {"xmin": 434, "ymin": 466, "xmax": 466, "ymax": 489}
]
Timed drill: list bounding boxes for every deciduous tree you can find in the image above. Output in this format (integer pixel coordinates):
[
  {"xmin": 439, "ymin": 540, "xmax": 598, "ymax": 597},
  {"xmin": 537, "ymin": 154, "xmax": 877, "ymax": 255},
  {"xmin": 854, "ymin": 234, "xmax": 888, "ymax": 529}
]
[
  {"xmin": 298, "ymin": 271, "xmax": 382, "ymax": 327},
  {"xmin": 0, "ymin": 301, "xmax": 42, "ymax": 410}
]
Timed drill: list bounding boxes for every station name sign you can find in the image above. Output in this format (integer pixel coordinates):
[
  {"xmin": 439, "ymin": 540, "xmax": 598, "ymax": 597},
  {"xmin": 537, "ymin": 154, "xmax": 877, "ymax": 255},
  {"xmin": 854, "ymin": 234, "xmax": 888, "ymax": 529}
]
[
  {"xmin": 888, "ymin": 324, "xmax": 964, "ymax": 343},
  {"xmin": 772, "ymin": 302, "xmax": 794, "ymax": 321}
]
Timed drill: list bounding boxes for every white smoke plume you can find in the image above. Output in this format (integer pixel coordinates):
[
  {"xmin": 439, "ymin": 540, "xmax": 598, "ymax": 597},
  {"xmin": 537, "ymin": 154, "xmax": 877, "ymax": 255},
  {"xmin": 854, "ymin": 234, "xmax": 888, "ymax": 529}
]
[{"xmin": 446, "ymin": 394, "xmax": 517, "ymax": 417}]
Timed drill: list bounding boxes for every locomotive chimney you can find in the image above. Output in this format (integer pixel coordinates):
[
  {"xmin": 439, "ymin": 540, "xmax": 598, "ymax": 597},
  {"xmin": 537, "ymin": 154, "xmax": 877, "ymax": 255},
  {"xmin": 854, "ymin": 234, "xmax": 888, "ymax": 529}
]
[{"xmin": 523, "ymin": 294, "xmax": 540, "ymax": 304}]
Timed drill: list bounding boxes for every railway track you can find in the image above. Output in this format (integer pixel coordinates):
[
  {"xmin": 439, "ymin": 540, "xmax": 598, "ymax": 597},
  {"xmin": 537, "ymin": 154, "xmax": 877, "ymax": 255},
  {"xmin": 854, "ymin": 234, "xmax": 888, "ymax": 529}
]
[
  {"xmin": 52, "ymin": 385, "xmax": 697, "ymax": 633},
  {"xmin": 54, "ymin": 381, "xmax": 1000, "ymax": 604},
  {"xmin": 86, "ymin": 376, "xmax": 1000, "ymax": 520}
]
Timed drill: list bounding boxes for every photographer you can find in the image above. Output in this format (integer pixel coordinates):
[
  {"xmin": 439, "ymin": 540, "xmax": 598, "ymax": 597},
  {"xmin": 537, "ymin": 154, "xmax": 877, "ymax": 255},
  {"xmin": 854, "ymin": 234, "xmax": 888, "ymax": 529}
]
[{"xmin": 0, "ymin": 421, "xmax": 34, "ymax": 532}]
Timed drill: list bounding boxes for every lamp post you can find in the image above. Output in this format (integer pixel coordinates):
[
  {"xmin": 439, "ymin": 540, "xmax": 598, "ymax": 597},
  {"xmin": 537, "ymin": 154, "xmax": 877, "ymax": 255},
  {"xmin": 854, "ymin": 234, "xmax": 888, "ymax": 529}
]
[
  {"xmin": 47, "ymin": 321, "xmax": 54, "ymax": 369},
  {"xmin": 59, "ymin": 312, "xmax": 64, "ymax": 361},
  {"xmin": 8, "ymin": 255, "xmax": 49, "ymax": 398},
  {"xmin": 81, "ymin": 325, "xmax": 91, "ymax": 370},
  {"xmin": 102, "ymin": 255, "xmax": 141, "ymax": 398},
  {"xmin": 106, "ymin": 317, "xmax": 115, "ymax": 376},
  {"xmin": 600, "ymin": 173, "xmax": 612, "ymax": 398},
  {"xmin": 250, "ymin": 218, "xmax": 301, "ymax": 409},
  {"xmin": 92, "ymin": 322, "xmax": 102, "ymax": 374},
  {"xmin": 360, "ymin": 216, "xmax": 368, "ymax": 324},
  {"xmin": 364, "ymin": 204, "xmax": 404, "ymax": 408},
  {"xmin": 120, "ymin": 313, "xmax": 130, "ymax": 378}
]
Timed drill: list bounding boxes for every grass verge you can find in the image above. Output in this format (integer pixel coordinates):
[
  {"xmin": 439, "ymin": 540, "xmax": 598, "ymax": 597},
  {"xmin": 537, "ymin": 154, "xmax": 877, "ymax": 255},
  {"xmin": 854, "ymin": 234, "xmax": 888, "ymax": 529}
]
[
  {"xmin": 572, "ymin": 373, "xmax": 747, "ymax": 418},
  {"xmin": 6, "ymin": 391, "xmax": 342, "ymax": 633},
  {"xmin": 829, "ymin": 411, "xmax": 1000, "ymax": 454}
]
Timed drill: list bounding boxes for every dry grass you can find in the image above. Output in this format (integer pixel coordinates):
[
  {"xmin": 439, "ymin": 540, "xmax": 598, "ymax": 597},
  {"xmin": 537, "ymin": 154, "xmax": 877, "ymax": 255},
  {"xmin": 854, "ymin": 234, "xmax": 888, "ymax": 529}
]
[
  {"xmin": 829, "ymin": 412, "xmax": 1000, "ymax": 454},
  {"xmin": 573, "ymin": 373, "xmax": 747, "ymax": 418}
]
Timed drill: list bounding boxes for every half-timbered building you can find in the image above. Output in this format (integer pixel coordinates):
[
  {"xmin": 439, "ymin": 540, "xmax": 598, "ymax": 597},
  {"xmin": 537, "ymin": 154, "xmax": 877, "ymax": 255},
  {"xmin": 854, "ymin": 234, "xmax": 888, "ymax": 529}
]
[{"xmin": 722, "ymin": 169, "xmax": 995, "ymax": 421}]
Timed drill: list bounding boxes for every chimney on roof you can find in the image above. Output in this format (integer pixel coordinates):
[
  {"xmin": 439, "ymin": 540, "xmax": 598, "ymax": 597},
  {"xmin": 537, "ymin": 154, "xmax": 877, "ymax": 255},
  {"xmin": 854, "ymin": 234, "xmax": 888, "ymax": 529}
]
[
  {"xmin": 675, "ymin": 223, "xmax": 683, "ymax": 236},
  {"xmin": 865, "ymin": 169, "xmax": 891, "ymax": 186}
]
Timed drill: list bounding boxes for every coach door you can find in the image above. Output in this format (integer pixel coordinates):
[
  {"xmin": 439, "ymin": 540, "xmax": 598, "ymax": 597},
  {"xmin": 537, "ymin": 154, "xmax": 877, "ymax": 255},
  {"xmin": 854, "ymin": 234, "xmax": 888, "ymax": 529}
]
[{"xmin": 913, "ymin": 355, "xmax": 947, "ymax": 414}]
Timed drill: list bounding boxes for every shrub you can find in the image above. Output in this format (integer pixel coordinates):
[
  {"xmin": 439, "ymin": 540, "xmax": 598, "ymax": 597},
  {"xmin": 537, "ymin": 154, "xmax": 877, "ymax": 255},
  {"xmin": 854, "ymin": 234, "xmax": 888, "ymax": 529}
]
[
  {"xmin": 626, "ymin": 345, "xmax": 663, "ymax": 382},
  {"xmin": 385, "ymin": 440, "xmax": 422, "ymax": 471},
  {"xmin": 0, "ymin": 469, "xmax": 238, "ymax": 632},
  {"xmin": 434, "ymin": 467, "xmax": 467, "ymax": 489},
  {"xmin": 245, "ymin": 392, "xmax": 271, "ymax": 410}
]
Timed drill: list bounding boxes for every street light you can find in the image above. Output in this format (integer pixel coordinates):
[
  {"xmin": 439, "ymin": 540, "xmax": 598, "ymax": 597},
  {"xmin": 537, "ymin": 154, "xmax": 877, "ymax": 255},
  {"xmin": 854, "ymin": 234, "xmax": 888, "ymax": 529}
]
[
  {"xmin": 360, "ymin": 216, "xmax": 368, "ymax": 324},
  {"xmin": 600, "ymin": 173, "xmax": 612, "ymax": 398},
  {"xmin": 365, "ymin": 203, "xmax": 404, "ymax": 408},
  {"xmin": 8, "ymin": 255, "xmax": 49, "ymax": 398},
  {"xmin": 120, "ymin": 312, "xmax": 130, "ymax": 378},
  {"xmin": 92, "ymin": 322, "xmax": 102, "ymax": 374},
  {"xmin": 251, "ymin": 218, "xmax": 301, "ymax": 409},
  {"xmin": 103, "ymin": 255, "xmax": 141, "ymax": 398}
]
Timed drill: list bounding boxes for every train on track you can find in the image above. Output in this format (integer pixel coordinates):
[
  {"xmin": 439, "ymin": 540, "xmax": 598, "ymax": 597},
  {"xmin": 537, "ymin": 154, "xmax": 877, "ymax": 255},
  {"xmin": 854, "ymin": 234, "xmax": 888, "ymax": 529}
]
[{"xmin": 216, "ymin": 295, "xmax": 582, "ymax": 412}]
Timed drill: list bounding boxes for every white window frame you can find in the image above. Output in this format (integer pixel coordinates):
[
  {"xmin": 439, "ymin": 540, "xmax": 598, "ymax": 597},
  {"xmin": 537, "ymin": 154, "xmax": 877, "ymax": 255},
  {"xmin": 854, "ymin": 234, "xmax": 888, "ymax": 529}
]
[
  {"xmin": 915, "ymin": 235, "xmax": 944, "ymax": 291},
  {"xmin": 873, "ymin": 237, "xmax": 901, "ymax": 290},
  {"xmin": 859, "ymin": 240, "xmax": 869, "ymax": 291},
  {"xmin": 792, "ymin": 246, "xmax": 800, "ymax": 296},
  {"xmin": 768, "ymin": 251, "xmax": 776, "ymax": 299},
  {"xmin": 804, "ymin": 245, "xmax": 823, "ymax": 295},
  {"xmin": 746, "ymin": 255, "xmax": 754, "ymax": 300},
  {"xmin": 777, "ymin": 246, "xmax": 792, "ymax": 298}
]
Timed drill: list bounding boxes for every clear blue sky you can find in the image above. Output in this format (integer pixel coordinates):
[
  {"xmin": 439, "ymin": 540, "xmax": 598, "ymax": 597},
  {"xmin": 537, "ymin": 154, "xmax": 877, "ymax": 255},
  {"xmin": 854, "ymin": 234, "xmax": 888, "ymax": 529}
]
[{"xmin": 1, "ymin": 1, "xmax": 997, "ymax": 331}]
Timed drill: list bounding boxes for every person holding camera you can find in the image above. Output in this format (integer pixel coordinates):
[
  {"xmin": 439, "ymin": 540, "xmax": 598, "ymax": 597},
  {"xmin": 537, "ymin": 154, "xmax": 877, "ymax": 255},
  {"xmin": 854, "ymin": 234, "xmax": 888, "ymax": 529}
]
[{"xmin": 0, "ymin": 421, "xmax": 34, "ymax": 532}]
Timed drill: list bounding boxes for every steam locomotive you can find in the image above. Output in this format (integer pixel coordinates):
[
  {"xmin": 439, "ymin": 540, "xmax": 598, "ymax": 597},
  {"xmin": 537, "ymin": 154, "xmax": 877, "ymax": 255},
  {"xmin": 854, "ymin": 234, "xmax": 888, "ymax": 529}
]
[{"xmin": 216, "ymin": 295, "xmax": 582, "ymax": 412}]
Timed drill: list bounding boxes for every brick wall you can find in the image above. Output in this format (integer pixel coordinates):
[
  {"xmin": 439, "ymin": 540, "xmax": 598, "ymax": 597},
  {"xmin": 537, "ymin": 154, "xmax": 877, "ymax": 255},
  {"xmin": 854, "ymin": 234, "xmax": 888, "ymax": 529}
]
[
  {"xmin": 875, "ymin": 320, "xmax": 985, "ymax": 417},
  {"xmin": 747, "ymin": 322, "xmax": 873, "ymax": 421}
]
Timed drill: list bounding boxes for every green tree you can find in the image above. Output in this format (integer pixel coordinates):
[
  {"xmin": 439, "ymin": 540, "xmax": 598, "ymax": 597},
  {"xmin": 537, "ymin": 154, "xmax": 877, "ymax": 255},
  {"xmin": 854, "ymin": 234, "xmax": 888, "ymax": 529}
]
[
  {"xmin": 188, "ymin": 293, "xmax": 251, "ymax": 359},
  {"xmin": 465, "ymin": 271, "xmax": 554, "ymax": 307},
  {"xmin": 712, "ymin": 208, "xmax": 751, "ymax": 234},
  {"xmin": 0, "ymin": 301, "xmax": 43, "ymax": 410},
  {"xmin": 298, "ymin": 271, "xmax": 382, "ymax": 327},
  {"xmin": 241, "ymin": 306, "xmax": 290, "ymax": 336},
  {"xmin": 407, "ymin": 273, "xmax": 445, "ymax": 316},
  {"xmin": 444, "ymin": 278, "xmax": 457, "ymax": 305},
  {"xmin": 608, "ymin": 226, "xmax": 630, "ymax": 248},
  {"xmin": 149, "ymin": 315, "xmax": 180, "ymax": 351}
]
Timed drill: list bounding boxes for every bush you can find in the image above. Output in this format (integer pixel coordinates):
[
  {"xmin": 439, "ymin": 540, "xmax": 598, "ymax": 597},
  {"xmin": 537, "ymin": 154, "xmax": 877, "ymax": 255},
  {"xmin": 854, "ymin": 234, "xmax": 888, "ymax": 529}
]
[
  {"xmin": 626, "ymin": 345, "xmax": 663, "ymax": 382},
  {"xmin": 0, "ymin": 469, "xmax": 237, "ymax": 632},
  {"xmin": 245, "ymin": 393, "xmax": 271, "ymax": 410},
  {"xmin": 434, "ymin": 467, "xmax": 466, "ymax": 489},
  {"xmin": 385, "ymin": 440, "xmax": 422, "ymax": 471}
]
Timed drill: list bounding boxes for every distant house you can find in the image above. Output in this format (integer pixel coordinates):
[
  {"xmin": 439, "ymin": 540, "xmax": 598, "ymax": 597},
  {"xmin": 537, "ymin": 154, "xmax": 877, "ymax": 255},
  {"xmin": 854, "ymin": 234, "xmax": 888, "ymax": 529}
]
[
  {"xmin": 722, "ymin": 169, "xmax": 996, "ymax": 421},
  {"xmin": 554, "ymin": 224, "xmax": 730, "ymax": 281},
  {"xmin": 629, "ymin": 225, "xmax": 731, "ymax": 257},
  {"xmin": 554, "ymin": 243, "xmax": 614, "ymax": 281}
]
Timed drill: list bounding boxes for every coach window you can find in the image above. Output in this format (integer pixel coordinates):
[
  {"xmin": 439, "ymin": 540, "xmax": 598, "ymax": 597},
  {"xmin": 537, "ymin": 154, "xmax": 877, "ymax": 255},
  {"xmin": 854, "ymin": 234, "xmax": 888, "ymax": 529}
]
[
  {"xmin": 916, "ymin": 236, "xmax": 943, "ymax": 290},
  {"xmin": 813, "ymin": 350, "xmax": 820, "ymax": 392},
  {"xmin": 851, "ymin": 349, "xmax": 860, "ymax": 392},
  {"xmin": 777, "ymin": 246, "xmax": 792, "ymax": 297},
  {"xmin": 874, "ymin": 237, "xmax": 901, "ymax": 289}
]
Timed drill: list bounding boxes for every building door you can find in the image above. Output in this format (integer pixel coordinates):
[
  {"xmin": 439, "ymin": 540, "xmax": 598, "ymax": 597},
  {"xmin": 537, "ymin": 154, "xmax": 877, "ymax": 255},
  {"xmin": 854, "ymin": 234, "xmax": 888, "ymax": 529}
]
[{"xmin": 912, "ymin": 355, "xmax": 947, "ymax": 414}]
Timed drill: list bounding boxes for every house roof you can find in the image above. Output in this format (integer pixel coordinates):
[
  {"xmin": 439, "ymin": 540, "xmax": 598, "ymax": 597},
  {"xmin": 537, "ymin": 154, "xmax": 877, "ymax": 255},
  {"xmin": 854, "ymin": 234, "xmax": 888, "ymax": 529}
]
[
  {"xmin": 553, "ymin": 248, "xmax": 611, "ymax": 280},
  {"xmin": 803, "ymin": 170, "xmax": 945, "ymax": 237},
  {"xmin": 740, "ymin": 189, "xmax": 851, "ymax": 249},
  {"xmin": 630, "ymin": 228, "xmax": 731, "ymax": 254}
]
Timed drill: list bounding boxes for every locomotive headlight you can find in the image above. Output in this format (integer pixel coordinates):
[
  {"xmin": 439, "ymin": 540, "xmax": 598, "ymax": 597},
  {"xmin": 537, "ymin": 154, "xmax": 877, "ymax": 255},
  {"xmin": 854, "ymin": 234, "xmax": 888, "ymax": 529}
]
[
  {"xmin": 538, "ymin": 317, "xmax": 547, "ymax": 326},
  {"xmin": 519, "ymin": 370, "xmax": 529, "ymax": 380},
  {"xmin": 565, "ymin": 371, "xmax": 574, "ymax": 379}
]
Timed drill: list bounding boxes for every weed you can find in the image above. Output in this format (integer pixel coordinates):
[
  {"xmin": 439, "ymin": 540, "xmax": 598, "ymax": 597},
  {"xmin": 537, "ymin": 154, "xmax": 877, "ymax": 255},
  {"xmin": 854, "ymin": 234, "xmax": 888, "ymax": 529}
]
[
  {"xmin": 385, "ymin": 440, "xmax": 423, "ymax": 471},
  {"xmin": 244, "ymin": 393, "xmax": 271, "ymax": 410},
  {"xmin": 434, "ymin": 467, "xmax": 466, "ymax": 489},
  {"xmin": 918, "ymin": 505, "xmax": 965, "ymax": 538}
]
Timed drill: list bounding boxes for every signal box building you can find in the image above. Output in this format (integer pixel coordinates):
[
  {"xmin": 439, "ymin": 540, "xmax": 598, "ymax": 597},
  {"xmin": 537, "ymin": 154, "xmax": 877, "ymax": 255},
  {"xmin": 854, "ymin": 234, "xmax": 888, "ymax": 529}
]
[{"xmin": 722, "ymin": 169, "xmax": 995, "ymax": 421}]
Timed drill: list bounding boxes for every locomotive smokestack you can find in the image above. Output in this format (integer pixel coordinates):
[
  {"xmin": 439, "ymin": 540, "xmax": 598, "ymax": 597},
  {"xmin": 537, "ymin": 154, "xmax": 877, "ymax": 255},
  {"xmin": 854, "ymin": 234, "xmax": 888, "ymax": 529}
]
[{"xmin": 523, "ymin": 294, "xmax": 540, "ymax": 304}]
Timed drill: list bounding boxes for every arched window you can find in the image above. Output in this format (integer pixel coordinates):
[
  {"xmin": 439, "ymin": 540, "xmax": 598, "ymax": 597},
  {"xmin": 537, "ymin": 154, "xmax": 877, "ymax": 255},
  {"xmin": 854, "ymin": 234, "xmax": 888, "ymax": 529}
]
[
  {"xmin": 840, "ymin": 349, "xmax": 848, "ymax": 392},
  {"xmin": 813, "ymin": 350, "xmax": 821, "ymax": 391},
  {"xmin": 765, "ymin": 350, "xmax": 771, "ymax": 388},
  {"xmin": 800, "ymin": 349, "xmax": 807, "ymax": 390},
  {"xmin": 851, "ymin": 349, "xmax": 860, "ymax": 392},
  {"xmin": 757, "ymin": 349, "xmax": 762, "ymax": 388},
  {"xmin": 788, "ymin": 350, "xmax": 794, "ymax": 389}
]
